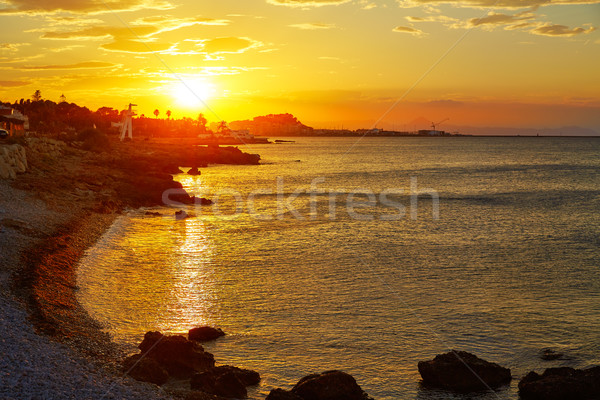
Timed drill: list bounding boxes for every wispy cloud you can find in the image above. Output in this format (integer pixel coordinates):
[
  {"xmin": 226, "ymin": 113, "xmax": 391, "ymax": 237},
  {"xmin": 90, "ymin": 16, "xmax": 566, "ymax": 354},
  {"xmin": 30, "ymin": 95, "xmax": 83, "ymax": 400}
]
[
  {"xmin": 267, "ymin": 0, "xmax": 350, "ymax": 7},
  {"xmin": 289, "ymin": 22, "xmax": 336, "ymax": 30},
  {"xmin": 168, "ymin": 37, "xmax": 263, "ymax": 56},
  {"xmin": 0, "ymin": 80, "xmax": 30, "ymax": 87},
  {"xmin": 0, "ymin": 0, "xmax": 173, "ymax": 15},
  {"xmin": 20, "ymin": 61, "xmax": 117, "ymax": 70},
  {"xmin": 392, "ymin": 26, "xmax": 426, "ymax": 36},
  {"xmin": 532, "ymin": 24, "xmax": 596, "ymax": 36},
  {"xmin": 468, "ymin": 11, "xmax": 536, "ymax": 27},
  {"xmin": 397, "ymin": 0, "xmax": 600, "ymax": 9}
]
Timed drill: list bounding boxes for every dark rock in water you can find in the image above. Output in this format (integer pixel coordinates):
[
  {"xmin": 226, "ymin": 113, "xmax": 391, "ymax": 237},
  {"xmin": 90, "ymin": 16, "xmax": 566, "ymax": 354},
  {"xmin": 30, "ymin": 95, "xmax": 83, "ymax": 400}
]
[
  {"xmin": 266, "ymin": 388, "xmax": 303, "ymax": 400},
  {"xmin": 175, "ymin": 210, "xmax": 188, "ymax": 220},
  {"xmin": 192, "ymin": 370, "xmax": 246, "ymax": 398},
  {"xmin": 163, "ymin": 165, "xmax": 183, "ymax": 174},
  {"xmin": 540, "ymin": 349, "xmax": 564, "ymax": 361},
  {"xmin": 291, "ymin": 370, "xmax": 372, "ymax": 400},
  {"xmin": 418, "ymin": 350, "xmax": 511, "ymax": 392},
  {"xmin": 190, "ymin": 365, "xmax": 260, "ymax": 398},
  {"xmin": 518, "ymin": 366, "xmax": 600, "ymax": 400},
  {"xmin": 188, "ymin": 166, "xmax": 202, "ymax": 176},
  {"xmin": 145, "ymin": 211, "xmax": 161, "ymax": 217},
  {"xmin": 214, "ymin": 365, "xmax": 260, "ymax": 386},
  {"xmin": 123, "ymin": 354, "xmax": 169, "ymax": 386},
  {"xmin": 193, "ymin": 197, "xmax": 213, "ymax": 206},
  {"xmin": 189, "ymin": 326, "xmax": 225, "ymax": 342},
  {"xmin": 138, "ymin": 331, "xmax": 215, "ymax": 378}
]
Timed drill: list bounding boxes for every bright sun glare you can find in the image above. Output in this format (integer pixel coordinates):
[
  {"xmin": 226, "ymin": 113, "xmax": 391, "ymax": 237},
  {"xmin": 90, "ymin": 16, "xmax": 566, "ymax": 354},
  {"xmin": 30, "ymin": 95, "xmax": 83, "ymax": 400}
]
[{"xmin": 170, "ymin": 79, "xmax": 215, "ymax": 109}]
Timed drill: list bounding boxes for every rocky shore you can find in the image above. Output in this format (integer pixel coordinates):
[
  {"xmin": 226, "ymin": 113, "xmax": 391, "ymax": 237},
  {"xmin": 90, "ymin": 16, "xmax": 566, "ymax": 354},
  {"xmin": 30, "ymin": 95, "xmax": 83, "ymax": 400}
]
[{"xmin": 0, "ymin": 136, "xmax": 261, "ymax": 399}]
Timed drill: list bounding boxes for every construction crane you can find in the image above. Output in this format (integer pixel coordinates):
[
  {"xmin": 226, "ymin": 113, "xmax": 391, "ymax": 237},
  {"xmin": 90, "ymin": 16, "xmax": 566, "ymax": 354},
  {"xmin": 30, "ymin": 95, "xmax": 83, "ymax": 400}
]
[{"xmin": 431, "ymin": 118, "xmax": 449, "ymax": 132}]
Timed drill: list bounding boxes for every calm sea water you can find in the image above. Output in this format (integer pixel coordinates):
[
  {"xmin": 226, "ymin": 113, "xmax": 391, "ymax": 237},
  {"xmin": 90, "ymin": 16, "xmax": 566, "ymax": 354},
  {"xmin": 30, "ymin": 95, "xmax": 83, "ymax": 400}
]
[{"xmin": 77, "ymin": 137, "xmax": 600, "ymax": 399}]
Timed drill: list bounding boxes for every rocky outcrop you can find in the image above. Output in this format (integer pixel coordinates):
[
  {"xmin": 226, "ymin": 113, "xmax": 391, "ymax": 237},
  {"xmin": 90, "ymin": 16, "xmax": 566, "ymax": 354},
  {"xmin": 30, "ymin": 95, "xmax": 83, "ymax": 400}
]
[
  {"xmin": 122, "ymin": 354, "xmax": 169, "ymax": 386},
  {"xmin": 518, "ymin": 366, "xmax": 600, "ymax": 400},
  {"xmin": 193, "ymin": 197, "xmax": 213, "ymax": 206},
  {"xmin": 190, "ymin": 365, "xmax": 260, "ymax": 398},
  {"xmin": 0, "ymin": 144, "xmax": 27, "ymax": 179},
  {"xmin": 268, "ymin": 370, "xmax": 372, "ymax": 400},
  {"xmin": 188, "ymin": 167, "xmax": 201, "ymax": 176},
  {"xmin": 265, "ymin": 389, "xmax": 303, "ymax": 400},
  {"xmin": 189, "ymin": 327, "xmax": 225, "ymax": 342},
  {"xmin": 27, "ymin": 137, "xmax": 65, "ymax": 159},
  {"xmin": 134, "ymin": 331, "xmax": 215, "ymax": 379},
  {"xmin": 418, "ymin": 350, "xmax": 511, "ymax": 392}
]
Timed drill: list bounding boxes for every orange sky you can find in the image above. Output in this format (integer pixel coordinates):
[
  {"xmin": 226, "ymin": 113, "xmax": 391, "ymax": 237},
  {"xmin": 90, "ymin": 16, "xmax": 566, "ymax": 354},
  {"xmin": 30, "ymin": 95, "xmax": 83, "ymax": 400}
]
[{"xmin": 1, "ymin": 0, "xmax": 599, "ymax": 131}]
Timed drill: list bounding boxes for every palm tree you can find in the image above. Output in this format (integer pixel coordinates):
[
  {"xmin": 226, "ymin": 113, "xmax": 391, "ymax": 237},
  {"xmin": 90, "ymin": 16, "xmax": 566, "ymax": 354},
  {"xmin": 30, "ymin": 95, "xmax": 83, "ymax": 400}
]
[
  {"xmin": 166, "ymin": 110, "xmax": 172, "ymax": 119},
  {"xmin": 32, "ymin": 90, "xmax": 42, "ymax": 102},
  {"xmin": 153, "ymin": 109, "xmax": 159, "ymax": 118}
]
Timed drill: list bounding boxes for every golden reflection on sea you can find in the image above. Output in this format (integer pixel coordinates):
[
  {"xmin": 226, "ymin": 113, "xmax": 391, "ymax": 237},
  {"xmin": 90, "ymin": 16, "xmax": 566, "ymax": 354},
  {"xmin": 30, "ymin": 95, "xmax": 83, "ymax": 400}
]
[
  {"xmin": 159, "ymin": 217, "xmax": 217, "ymax": 334},
  {"xmin": 77, "ymin": 212, "xmax": 217, "ymax": 343}
]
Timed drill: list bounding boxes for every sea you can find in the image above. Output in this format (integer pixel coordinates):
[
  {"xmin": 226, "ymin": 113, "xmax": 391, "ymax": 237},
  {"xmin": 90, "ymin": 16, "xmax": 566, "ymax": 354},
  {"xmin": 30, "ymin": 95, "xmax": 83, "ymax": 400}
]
[{"xmin": 76, "ymin": 137, "xmax": 600, "ymax": 399}]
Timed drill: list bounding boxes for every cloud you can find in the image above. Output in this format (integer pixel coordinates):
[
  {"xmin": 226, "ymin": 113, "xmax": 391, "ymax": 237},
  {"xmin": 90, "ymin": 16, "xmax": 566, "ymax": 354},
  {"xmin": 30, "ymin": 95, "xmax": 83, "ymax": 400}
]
[
  {"xmin": 169, "ymin": 37, "xmax": 262, "ymax": 56},
  {"xmin": 200, "ymin": 37, "xmax": 261, "ymax": 54},
  {"xmin": 101, "ymin": 40, "xmax": 173, "ymax": 53},
  {"xmin": 0, "ymin": 0, "xmax": 173, "ymax": 15},
  {"xmin": 41, "ymin": 26, "xmax": 158, "ymax": 40},
  {"xmin": 0, "ymin": 80, "xmax": 30, "ymax": 87},
  {"xmin": 392, "ymin": 26, "xmax": 426, "ymax": 35},
  {"xmin": 132, "ymin": 15, "xmax": 230, "ymax": 28},
  {"xmin": 397, "ymin": 0, "xmax": 600, "ymax": 9},
  {"xmin": 39, "ymin": 16, "xmax": 231, "ymax": 53},
  {"xmin": 505, "ymin": 22, "xmax": 537, "ymax": 30},
  {"xmin": 40, "ymin": 17, "xmax": 228, "ymax": 40},
  {"xmin": 468, "ymin": 11, "xmax": 535, "ymax": 27},
  {"xmin": 406, "ymin": 15, "xmax": 458, "ymax": 23},
  {"xmin": 531, "ymin": 24, "xmax": 596, "ymax": 36},
  {"xmin": 289, "ymin": 23, "xmax": 336, "ymax": 30},
  {"xmin": 0, "ymin": 43, "xmax": 31, "ymax": 54},
  {"xmin": 358, "ymin": 0, "xmax": 377, "ymax": 9},
  {"xmin": 20, "ymin": 61, "xmax": 116, "ymax": 70},
  {"xmin": 267, "ymin": 0, "xmax": 350, "ymax": 7}
]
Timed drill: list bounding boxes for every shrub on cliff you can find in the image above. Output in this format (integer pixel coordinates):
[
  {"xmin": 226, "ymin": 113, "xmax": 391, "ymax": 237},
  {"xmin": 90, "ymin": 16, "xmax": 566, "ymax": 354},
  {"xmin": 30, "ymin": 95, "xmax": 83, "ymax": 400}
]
[{"xmin": 78, "ymin": 128, "xmax": 110, "ymax": 152}]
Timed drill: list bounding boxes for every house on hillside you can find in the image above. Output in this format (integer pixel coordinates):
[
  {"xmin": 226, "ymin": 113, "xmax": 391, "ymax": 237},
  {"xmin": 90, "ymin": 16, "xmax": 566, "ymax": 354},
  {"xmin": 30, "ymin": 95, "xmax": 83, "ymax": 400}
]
[{"xmin": 0, "ymin": 106, "xmax": 29, "ymax": 136}]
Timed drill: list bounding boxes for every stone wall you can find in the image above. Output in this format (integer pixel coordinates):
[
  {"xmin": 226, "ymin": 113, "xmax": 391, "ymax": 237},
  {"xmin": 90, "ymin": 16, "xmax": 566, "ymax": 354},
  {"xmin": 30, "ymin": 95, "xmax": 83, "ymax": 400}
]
[
  {"xmin": 0, "ymin": 138, "xmax": 65, "ymax": 179},
  {"xmin": 0, "ymin": 144, "xmax": 27, "ymax": 179}
]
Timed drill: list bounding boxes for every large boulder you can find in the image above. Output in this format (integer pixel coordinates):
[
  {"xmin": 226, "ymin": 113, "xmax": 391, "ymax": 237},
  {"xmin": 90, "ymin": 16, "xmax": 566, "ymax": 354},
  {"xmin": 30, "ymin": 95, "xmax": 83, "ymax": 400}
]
[
  {"xmin": 123, "ymin": 354, "xmax": 169, "ymax": 386},
  {"xmin": 138, "ymin": 331, "xmax": 215, "ymax": 378},
  {"xmin": 518, "ymin": 366, "xmax": 600, "ymax": 400},
  {"xmin": 190, "ymin": 366, "xmax": 260, "ymax": 398},
  {"xmin": 418, "ymin": 350, "xmax": 511, "ymax": 392},
  {"xmin": 189, "ymin": 326, "xmax": 225, "ymax": 342},
  {"xmin": 266, "ymin": 389, "xmax": 303, "ymax": 400},
  {"xmin": 291, "ymin": 370, "xmax": 372, "ymax": 400}
]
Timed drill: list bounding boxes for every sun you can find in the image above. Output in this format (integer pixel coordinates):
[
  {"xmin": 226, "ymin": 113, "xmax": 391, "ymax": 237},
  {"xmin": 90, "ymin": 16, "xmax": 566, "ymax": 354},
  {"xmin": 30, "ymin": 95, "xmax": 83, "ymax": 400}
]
[{"xmin": 170, "ymin": 78, "xmax": 216, "ymax": 109}]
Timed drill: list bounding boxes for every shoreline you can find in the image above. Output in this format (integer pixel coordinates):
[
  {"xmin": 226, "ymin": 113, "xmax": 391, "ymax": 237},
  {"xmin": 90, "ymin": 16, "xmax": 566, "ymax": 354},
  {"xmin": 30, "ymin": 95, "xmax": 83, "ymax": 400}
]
[{"xmin": 1, "ymin": 137, "xmax": 262, "ymax": 398}]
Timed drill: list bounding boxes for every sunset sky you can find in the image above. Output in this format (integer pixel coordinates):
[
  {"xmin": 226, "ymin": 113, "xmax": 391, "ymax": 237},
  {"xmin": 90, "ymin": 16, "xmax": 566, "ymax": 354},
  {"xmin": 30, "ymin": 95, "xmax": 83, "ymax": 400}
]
[{"xmin": 1, "ymin": 0, "xmax": 599, "ymax": 131}]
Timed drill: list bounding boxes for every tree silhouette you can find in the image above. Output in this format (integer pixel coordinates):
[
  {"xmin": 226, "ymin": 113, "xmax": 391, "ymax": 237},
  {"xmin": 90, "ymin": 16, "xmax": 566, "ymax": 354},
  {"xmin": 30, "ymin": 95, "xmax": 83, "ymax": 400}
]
[
  {"xmin": 166, "ymin": 110, "xmax": 172, "ymax": 119},
  {"xmin": 217, "ymin": 120, "xmax": 228, "ymax": 134},
  {"xmin": 153, "ymin": 109, "xmax": 159, "ymax": 118},
  {"xmin": 198, "ymin": 113, "xmax": 207, "ymax": 129},
  {"xmin": 32, "ymin": 90, "xmax": 42, "ymax": 102},
  {"xmin": 59, "ymin": 94, "xmax": 67, "ymax": 103}
]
